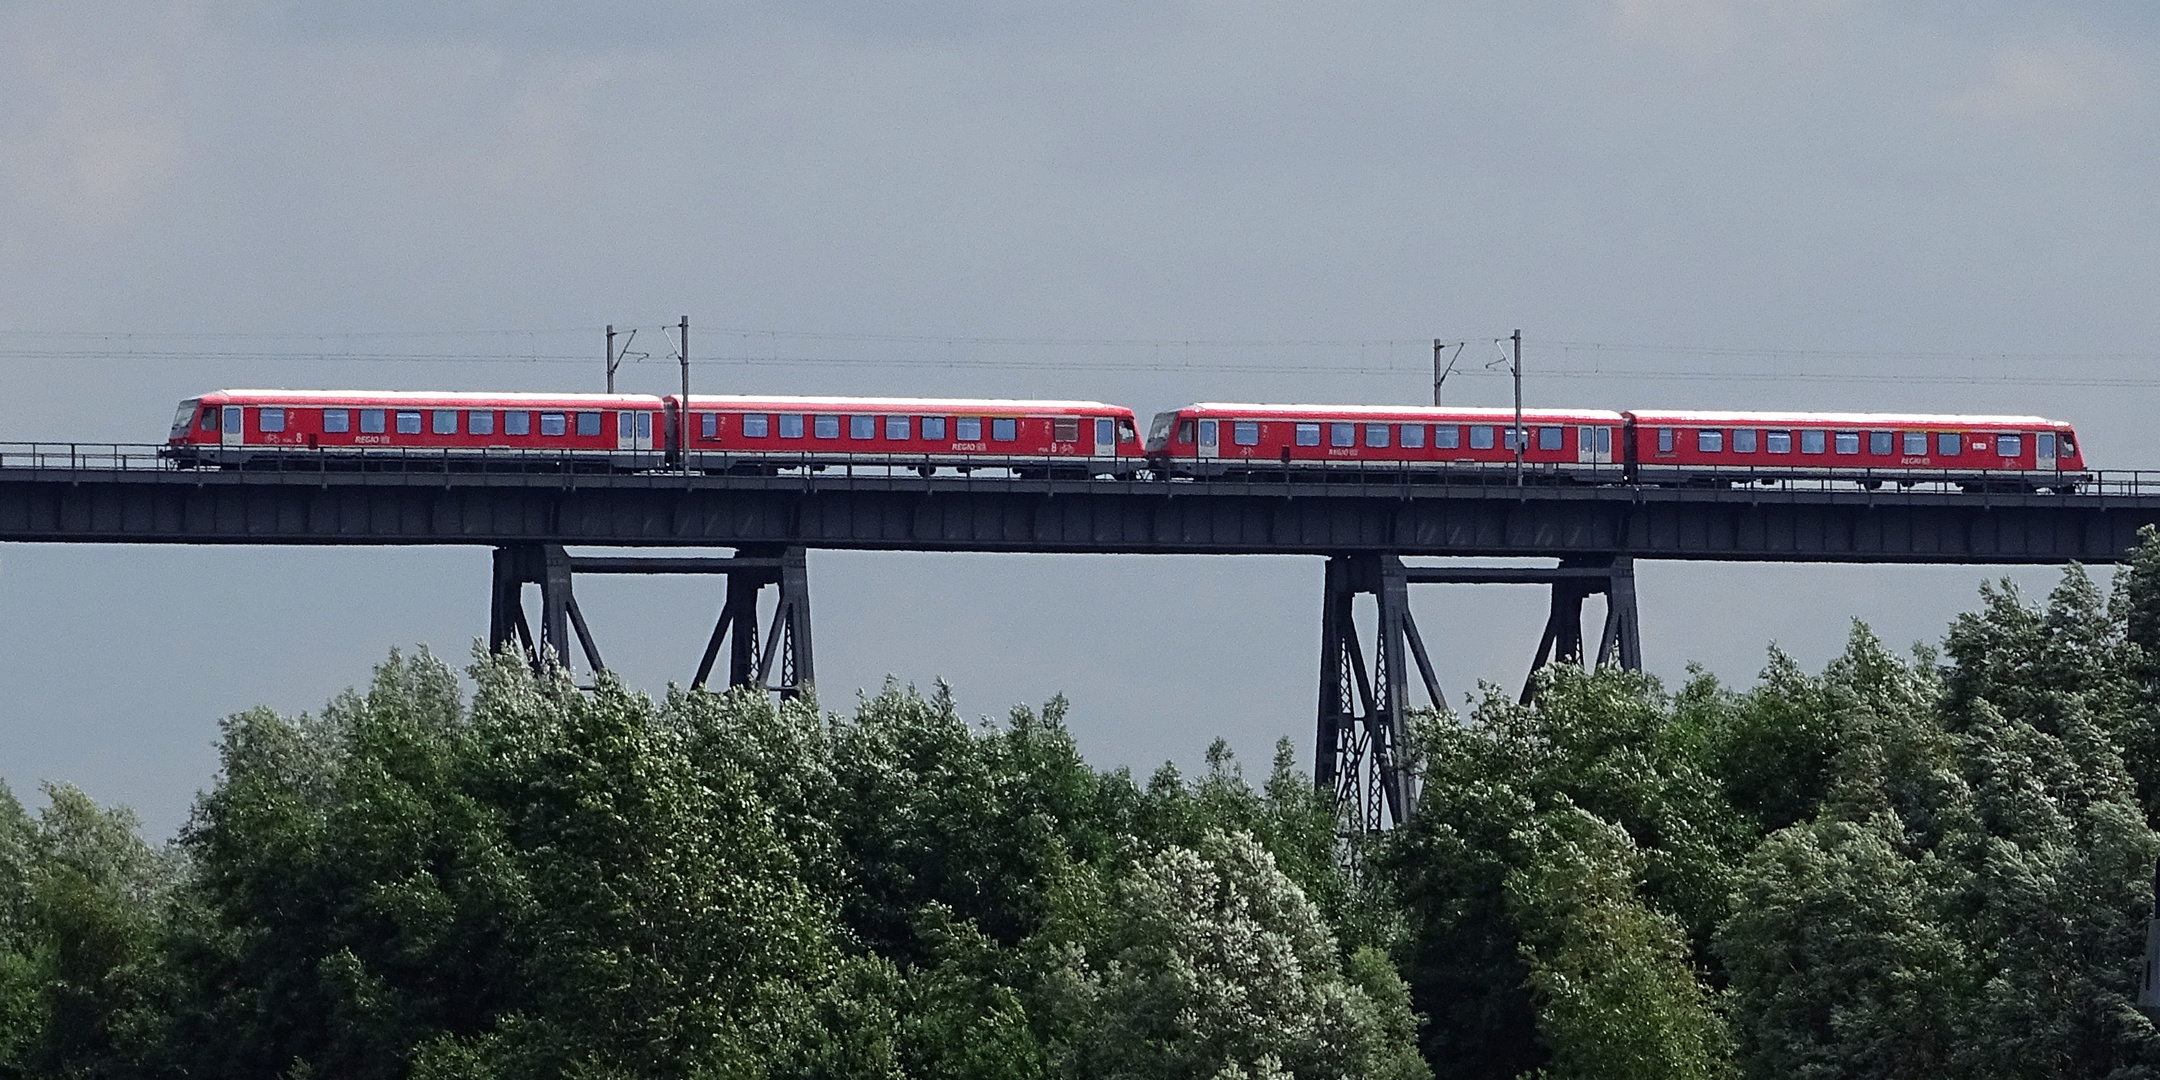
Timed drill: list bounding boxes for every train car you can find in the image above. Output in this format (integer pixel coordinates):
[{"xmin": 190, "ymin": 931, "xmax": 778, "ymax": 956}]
[
  {"xmin": 667, "ymin": 394, "xmax": 1146, "ymax": 477},
  {"xmin": 1622, "ymin": 410, "xmax": 2088, "ymax": 491},
  {"xmin": 165, "ymin": 389, "xmax": 669, "ymax": 468},
  {"xmin": 1145, "ymin": 403, "xmax": 1627, "ymax": 480}
]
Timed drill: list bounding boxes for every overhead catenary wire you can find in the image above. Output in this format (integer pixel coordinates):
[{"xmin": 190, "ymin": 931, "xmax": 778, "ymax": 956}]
[{"xmin": 1, "ymin": 328, "xmax": 2157, "ymax": 386}]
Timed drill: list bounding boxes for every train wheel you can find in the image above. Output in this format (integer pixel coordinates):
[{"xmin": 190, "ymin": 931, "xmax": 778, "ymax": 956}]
[{"xmin": 916, "ymin": 465, "xmax": 935, "ymax": 478}]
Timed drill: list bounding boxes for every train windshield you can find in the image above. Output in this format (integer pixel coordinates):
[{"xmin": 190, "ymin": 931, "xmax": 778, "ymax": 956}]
[
  {"xmin": 170, "ymin": 400, "xmax": 199, "ymax": 438},
  {"xmin": 1147, "ymin": 412, "xmax": 1176, "ymax": 451}
]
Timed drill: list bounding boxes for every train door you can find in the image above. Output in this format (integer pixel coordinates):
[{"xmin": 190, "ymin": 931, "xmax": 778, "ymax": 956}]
[
  {"xmin": 222, "ymin": 406, "xmax": 243, "ymax": 447},
  {"xmin": 1576, "ymin": 426, "xmax": 1614, "ymax": 464},
  {"xmin": 1093, "ymin": 417, "xmax": 1116, "ymax": 457},
  {"xmin": 2035, "ymin": 432, "xmax": 2056, "ymax": 472},
  {"xmin": 1197, "ymin": 419, "xmax": 1220, "ymax": 460},
  {"xmin": 617, "ymin": 410, "xmax": 654, "ymax": 451}
]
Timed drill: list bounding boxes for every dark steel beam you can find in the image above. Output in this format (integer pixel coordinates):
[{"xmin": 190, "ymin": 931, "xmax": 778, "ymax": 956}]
[{"xmin": 3, "ymin": 467, "xmax": 2155, "ymax": 562}]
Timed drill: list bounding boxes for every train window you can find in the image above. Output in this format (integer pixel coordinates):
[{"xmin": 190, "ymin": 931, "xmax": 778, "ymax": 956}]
[
  {"xmin": 1435, "ymin": 425, "xmax": 1460, "ymax": 449},
  {"xmin": 1539, "ymin": 426, "xmax": 1563, "ymax": 451},
  {"xmin": 1401, "ymin": 424, "xmax": 1425, "ymax": 449},
  {"xmin": 887, "ymin": 416, "xmax": 912, "ymax": 440},
  {"xmin": 992, "ymin": 418, "xmax": 1019, "ymax": 442},
  {"xmin": 1471, "ymin": 425, "xmax": 1496, "ymax": 450},
  {"xmin": 779, "ymin": 414, "xmax": 806, "ymax": 438},
  {"xmin": 742, "ymin": 414, "xmax": 769, "ymax": 438},
  {"xmin": 1996, "ymin": 434, "xmax": 2022, "ymax": 457},
  {"xmin": 1198, "ymin": 420, "xmax": 1218, "ymax": 447},
  {"xmin": 1937, "ymin": 432, "xmax": 1959, "ymax": 456},
  {"xmin": 433, "ymin": 410, "xmax": 458, "ymax": 435},
  {"xmin": 577, "ymin": 412, "xmax": 602, "ymax": 437},
  {"xmin": 1834, "ymin": 432, "xmax": 1860, "ymax": 455},
  {"xmin": 638, "ymin": 412, "xmax": 653, "ymax": 439},
  {"xmin": 1295, "ymin": 423, "xmax": 1321, "ymax": 446},
  {"xmin": 504, "ymin": 411, "xmax": 530, "ymax": 436},
  {"xmin": 1502, "ymin": 427, "xmax": 1522, "ymax": 451},
  {"xmin": 958, "ymin": 417, "xmax": 984, "ymax": 441},
  {"xmin": 1053, "ymin": 418, "xmax": 1080, "ymax": 442},
  {"xmin": 395, "ymin": 411, "xmax": 423, "ymax": 435},
  {"xmin": 360, "ymin": 409, "xmax": 387, "ymax": 434},
  {"xmin": 2061, "ymin": 435, "xmax": 2077, "ymax": 457},
  {"xmin": 1233, "ymin": 421, "xmax": 1260, "ymax": 446},
  {"xmin": 1697, "ymin": 429, "xmax": 1722, "ymax": 453},
  {"xmin": 539, "ymin": 413, "xmax": 568, "ymax": 437},
  {"xmin": 923, "ymin": 416, "xmax": 948, "ymax": 441},
  {"xmin": 1119, "ymin": 418, "xmax": 1137, "ymax": 443},
  {"xmin": 259, "ymin": 408, "xmax": 286, "ymax": 433},
  {"xmin": 1656, "ymin": 428, "xmax": 1673, "ymax": 454},
  {"xmin": 1176, "ymin": 420, "xmax": 1195, "ymax": 444},
  {"xmin": 1732, "ymin": 429, "xmax": 1757, "ymax": 453},
  {"xmin": 1366, "ymin": 424, "xmax": 1390, "ymax": 448},
  {"xmin": 849, "ymin": 415, "xmax": 875, "ymax": 440},
  {"xmin": 700, "ymin": 413, "xmax": 717, "ymax": 438},
  {"xmin": 1868, "ymin": 431, "xmax": 1893, "ymax": 455},
  {"xmin": 1765, "ymin": 430, "xmax": 1791, "ymax": 454},
  {"xmin": 813, "ymin": 415, "xmax": 840, "ymax": 439},
  {"xmin": 467, "ymin": 411, "xmax": 492, "ymax": 436},
  {"xmin": 1800, "ymin": 430, "xmax": 1827, "ymax": 454},
  {"xmin": 200, "ymin": 406, "xmax": 219, "ymax": 430},
  {"xmin": 1330, "ymin": 423, "xmax": 1355, "ymax": 447},
  {"xmin": 1596, "ymin": 427, "xmax": 1613, "ymax": 453},
  {"xmin": 323, "ymin": 409, "xmax": 351, "ymax": 434},
  {"xmin": 1902, "ymin": 432, "xmax": 1926, "ymax": 455}
]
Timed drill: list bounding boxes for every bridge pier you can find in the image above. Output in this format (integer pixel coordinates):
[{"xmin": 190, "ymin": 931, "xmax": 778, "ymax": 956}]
[
  {"xmin": 1316, "ymin": 553, "xmax": 1438, "ymax": 835},
  {"xmin": 488, "ymin": 544, "xmax": 813, "ymax": 697},
  {"xmin": 1319, "ymin": 554, "xmax": 1644, "ymax": 833}
]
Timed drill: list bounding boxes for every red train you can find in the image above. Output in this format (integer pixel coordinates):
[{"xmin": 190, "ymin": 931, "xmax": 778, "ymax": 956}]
[
  {"xmin": 164, "ymin": 389, "xmax": 2090, "ymax": 491},
  {"xmin": 1144, "ymin": 405, "xmax": 2086, "ymax": 490},
  {"xmin": 167, "ymin": 389, "xmax": 1147, "ymax": 477}
]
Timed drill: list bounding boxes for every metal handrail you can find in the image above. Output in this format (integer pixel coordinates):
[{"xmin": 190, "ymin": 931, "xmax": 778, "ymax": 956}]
[{"xmin": 0, "ymin": 442, "xmax": 2151, "ymax": 498}]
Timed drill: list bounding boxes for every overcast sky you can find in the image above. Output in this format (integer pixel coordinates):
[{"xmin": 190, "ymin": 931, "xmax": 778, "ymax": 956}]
[{"xmin": 4, "ymin": 1, "xmax": 2158, "ymax": 838}]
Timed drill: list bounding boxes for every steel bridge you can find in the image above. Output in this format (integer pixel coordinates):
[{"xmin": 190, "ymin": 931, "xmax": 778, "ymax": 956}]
[{"xmin": 8, "ymin": 443, "xmax": 2160, "ymax": 833}]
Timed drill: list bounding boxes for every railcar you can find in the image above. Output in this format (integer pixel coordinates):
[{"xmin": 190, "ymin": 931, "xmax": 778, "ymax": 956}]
[
  {"xmin": 1622, "ymin": 411, "xmax": 2088, "ymax": 491},
  {"xmin": 165, "ymin": 390, "xmax": 668, "ymax": 469},
  {"xmin": 1145, "ymin": 403, "xmax": 1627, "ymax": 481},
  {"xmin": 666, "ymin": 394, "xmax": 1145, "ymax": 477}
]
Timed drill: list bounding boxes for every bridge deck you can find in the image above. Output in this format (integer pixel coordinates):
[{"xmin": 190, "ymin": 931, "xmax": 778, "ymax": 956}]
[{"xmin": 2, "ymin": 444, "xmax": 2155, "ymax": 562}]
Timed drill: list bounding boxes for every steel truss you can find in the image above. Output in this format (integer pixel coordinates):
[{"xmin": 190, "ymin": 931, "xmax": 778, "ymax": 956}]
[
  {"xmin": 488, "ymin": 544, "xmax": 814, "ymax": 697},
  {"xmin": 1317, "ymin": 554, "xmax": 1643, "ymax": 834}
]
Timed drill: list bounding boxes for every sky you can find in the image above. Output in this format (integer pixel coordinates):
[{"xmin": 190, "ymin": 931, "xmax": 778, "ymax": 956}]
[{"xmin": 3, "ymin": 0, "xmax": 2159, "ymax": 838}]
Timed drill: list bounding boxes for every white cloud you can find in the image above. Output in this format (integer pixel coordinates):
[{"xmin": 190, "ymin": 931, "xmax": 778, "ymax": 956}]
[{"xmin": 1946, "ymin": 35, "xmax": 2136, "ymax": 129}]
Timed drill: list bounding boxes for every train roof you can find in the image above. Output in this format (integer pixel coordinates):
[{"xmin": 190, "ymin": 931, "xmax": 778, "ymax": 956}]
[
  {"xmin": 1178, "ymin": 402, "xmax": 1626, "ymax": 420},
  {"xmin": 197, "ymin": 389, "xmax": 660, "ymax": 404},
  {"xmin": 1622, "ymin": 409, "xmax": 2069, "ymax": 427},
  {"xmin": 680, "ymin": 394, "xmax": 1128, "ymax": 412}
]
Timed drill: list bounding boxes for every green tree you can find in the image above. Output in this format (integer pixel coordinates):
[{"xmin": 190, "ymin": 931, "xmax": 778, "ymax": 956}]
[
  {"xmin": 1716, "ymin": 606, "xmax": 2160, "ymax": 1080},
  {"xmin": 166, "ymin": 648, "xmax": 894, "ymax": 1079},
  {"xmin": 1066, "ymin": 830, "xmax": 1427, "ymax": 1080},
  {"xmin": 1505, "ymin": 809, "xmax": 1730, "ymax": 1080},
  {"xmin": 1379, "ymin": 665, "xmax": 1747, "ymax": 1080}
]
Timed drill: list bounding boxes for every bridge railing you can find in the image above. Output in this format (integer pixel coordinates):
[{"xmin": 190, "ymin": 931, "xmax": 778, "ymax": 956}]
[{"xmin": 1, "ymin": 442, "xmax": 2158, "ymax": 498}]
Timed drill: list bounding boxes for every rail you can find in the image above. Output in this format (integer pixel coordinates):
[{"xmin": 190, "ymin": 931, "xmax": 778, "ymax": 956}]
[{"xmin": 0, "ymin": 442, "xmax": 2157, "ymax": 499}]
